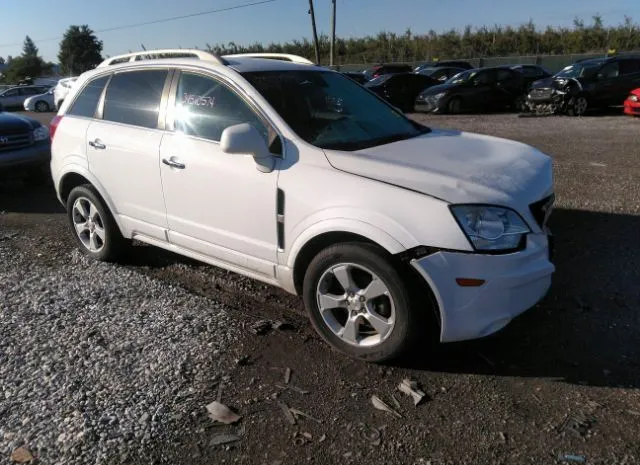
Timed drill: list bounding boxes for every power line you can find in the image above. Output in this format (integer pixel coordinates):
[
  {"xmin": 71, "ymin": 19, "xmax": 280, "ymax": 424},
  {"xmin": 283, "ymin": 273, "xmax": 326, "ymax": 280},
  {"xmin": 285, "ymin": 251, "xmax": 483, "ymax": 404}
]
[{"xmin": 0, "ymin": 0, "xmax": 278, "ymax": 49}]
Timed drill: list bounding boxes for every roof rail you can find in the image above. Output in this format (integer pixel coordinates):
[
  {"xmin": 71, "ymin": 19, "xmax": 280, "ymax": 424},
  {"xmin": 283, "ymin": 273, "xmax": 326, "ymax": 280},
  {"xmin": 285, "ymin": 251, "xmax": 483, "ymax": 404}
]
[
  {"xmin": 97, "ymin": 49, "xmax": 228, "ymax": 68},
  {"xmin": 222, "ymin": 53, "xmax": 314, "ymax": 65}
]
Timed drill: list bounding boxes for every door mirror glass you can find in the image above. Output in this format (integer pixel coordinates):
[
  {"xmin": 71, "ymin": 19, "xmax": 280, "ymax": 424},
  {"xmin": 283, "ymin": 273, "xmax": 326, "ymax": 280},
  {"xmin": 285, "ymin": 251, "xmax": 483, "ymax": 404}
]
[{"xmin": 220, "ymin": 123, "xmax": 274, "ymax": 173}]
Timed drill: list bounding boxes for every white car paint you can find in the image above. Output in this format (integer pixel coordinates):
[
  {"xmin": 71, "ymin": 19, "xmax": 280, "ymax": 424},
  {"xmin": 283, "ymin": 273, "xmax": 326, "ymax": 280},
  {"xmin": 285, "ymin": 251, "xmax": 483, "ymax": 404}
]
[
  {"xmin": 53, "ymin": 77, "xmax": 78, "ymax": 110},
  {"xmin": 23, "ymin": 89, "xmax": 55, "ymax": 112},
  {"xmin": 51, "ymin": 52, "xmax": 555, "ymax": 345}
]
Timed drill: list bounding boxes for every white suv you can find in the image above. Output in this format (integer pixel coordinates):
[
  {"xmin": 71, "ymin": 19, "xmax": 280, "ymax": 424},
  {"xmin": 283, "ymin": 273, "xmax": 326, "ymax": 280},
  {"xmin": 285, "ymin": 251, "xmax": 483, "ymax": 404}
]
[{"xmin": 50, "ymin": 49, "xmax": 555, "ymax": 362}]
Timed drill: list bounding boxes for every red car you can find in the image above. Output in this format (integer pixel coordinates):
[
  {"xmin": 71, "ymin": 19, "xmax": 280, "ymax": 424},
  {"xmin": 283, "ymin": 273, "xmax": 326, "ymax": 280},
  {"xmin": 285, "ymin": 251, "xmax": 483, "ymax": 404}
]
[{"xmin": 624, "ymin": 88, "xmax": 640, "ymax": 116}]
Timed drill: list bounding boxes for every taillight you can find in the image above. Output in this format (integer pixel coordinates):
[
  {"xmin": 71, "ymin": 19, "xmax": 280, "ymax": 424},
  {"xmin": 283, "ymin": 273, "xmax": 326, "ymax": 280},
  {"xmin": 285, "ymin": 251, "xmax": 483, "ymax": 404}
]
[{"xmin": 50, "ymin": 115, "xmax": 62, "ymax": 141}]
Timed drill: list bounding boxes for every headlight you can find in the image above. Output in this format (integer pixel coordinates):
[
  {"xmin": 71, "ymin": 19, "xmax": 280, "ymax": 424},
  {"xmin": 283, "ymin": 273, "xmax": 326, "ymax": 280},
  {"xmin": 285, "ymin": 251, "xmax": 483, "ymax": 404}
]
[
  {"xmin": 33, "ymin": 125, "xmax": 49, "ymax": 141},
  {"xmin": 434, "ymin": 92, "xmax": 447, "ymax": 100},
  {"xmin": 630, "ymin": 95, "xmax": 639, "ymax": 102},
  {"xmin": 451, "ymin": 205, "xmax": 530, "ymax": 251}
]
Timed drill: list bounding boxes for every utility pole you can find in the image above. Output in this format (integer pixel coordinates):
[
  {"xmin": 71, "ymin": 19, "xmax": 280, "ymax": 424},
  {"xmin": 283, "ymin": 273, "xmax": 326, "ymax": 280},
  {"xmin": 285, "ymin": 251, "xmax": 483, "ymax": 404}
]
[
  {"xmin": 330, "ymin": 0, "xmax": 336, "ymax": 68},
  {"xmin": 308, "ymin": 0, "xmax": 320, "ymax": 65}
]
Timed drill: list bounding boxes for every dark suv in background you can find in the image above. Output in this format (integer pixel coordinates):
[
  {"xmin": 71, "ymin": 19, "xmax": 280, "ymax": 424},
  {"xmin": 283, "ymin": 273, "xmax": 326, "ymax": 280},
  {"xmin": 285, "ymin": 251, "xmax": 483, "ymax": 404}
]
[
  {"xmin": 363, "ymin": 63, "xmax": 413, "ymax": 79},
  {"xmin": 527, "ymin": 55, "xmax": 640, "ymax": 115}
]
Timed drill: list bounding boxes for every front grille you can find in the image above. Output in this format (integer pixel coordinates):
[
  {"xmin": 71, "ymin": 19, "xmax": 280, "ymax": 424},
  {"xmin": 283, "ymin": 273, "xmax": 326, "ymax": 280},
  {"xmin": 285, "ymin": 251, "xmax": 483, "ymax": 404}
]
[
  {"xmin": 530, "ymin": 194, "xmax": 555, "ymax": 228},
  {"xmin": 0, "ymin": 132, "xmax": 33, "ymax": 152},
  {"xmin": 528, "ymin": 88, "xmax": 553, "ymax": 102}
]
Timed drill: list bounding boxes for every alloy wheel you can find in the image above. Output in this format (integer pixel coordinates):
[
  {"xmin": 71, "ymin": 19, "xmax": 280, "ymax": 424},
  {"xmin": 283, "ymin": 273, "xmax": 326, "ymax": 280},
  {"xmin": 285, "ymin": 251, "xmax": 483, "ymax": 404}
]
[
  {"xmin": 316, "ymin": 263, "xmax": 396, "ymax": 348},
  {"xmin": 72, "ymin": 197, "xmax": 106, "ymax": 253}
]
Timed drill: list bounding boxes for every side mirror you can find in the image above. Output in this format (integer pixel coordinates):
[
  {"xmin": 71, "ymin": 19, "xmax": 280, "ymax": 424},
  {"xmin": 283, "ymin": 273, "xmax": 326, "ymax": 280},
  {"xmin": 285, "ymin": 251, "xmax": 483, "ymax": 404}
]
[{"xmin": 220, "ymin": 123, "xmax": 274, "ymax": 173}]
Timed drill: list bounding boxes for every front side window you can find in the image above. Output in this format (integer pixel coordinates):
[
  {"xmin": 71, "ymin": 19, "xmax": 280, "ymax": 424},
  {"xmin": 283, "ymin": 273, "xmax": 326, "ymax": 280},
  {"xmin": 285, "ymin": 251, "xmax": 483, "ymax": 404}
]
[
  {"xmin": 103, "ymin": 70, "xmax": 168, "ymax": 129},
  {"xmin": 243, "ymin": 70, "xmax": 428, "ymax": 151},
  {"xmin": 3, "ymin": 89, "xmax": 18, "ymax": 97},
  {"xmin": 173, "ymin": 72, "xmax": 267, "ymax": 143},
  {"xmin": 67, "ymin": 75, "xmax": 110, "ymax": 118},
  {"xmin": 497, "ymin": 69, "xmax": 516, "ymax": 81}
]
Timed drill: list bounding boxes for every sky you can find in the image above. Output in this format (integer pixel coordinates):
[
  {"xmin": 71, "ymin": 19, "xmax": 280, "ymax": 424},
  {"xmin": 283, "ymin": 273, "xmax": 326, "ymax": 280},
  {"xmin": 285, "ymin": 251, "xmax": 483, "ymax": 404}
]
[{"xmin": 0, "ymin": 0, "xmax": 638, "ymax": 63}]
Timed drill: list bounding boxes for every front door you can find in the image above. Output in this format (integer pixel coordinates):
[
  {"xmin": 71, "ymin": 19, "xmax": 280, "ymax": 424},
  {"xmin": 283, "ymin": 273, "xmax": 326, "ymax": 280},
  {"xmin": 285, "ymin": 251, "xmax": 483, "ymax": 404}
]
[
  {"xmin": 593, "ymin": 61, "xmax": 622, "ymax": 106},
  {"xmin": 86, "ymin": 69, "xmax": 169, "ymax": 240},
  {"xmin": 159, "ymin": 71, "xmax": 279, "ymax": 277}
]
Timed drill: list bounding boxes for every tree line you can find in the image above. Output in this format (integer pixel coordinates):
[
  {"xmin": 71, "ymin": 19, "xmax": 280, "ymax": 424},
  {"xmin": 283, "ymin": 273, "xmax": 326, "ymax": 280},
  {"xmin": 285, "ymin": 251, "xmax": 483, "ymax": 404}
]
[
  {"xmin": 206, "ymin": 15, "xmax": 640, "ymax": 64},
  {"xmin": 0, "ymin": 26, "xmax": 103, "ymax": 83}
]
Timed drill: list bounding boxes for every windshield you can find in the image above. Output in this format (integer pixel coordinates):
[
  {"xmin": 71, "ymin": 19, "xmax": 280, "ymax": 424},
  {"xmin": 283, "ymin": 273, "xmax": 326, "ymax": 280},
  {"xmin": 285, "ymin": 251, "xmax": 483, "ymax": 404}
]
[
  {"xmin": 556, "ymin": 62, "xmax": 602, "ymax": 79},
  {"xmin": 446, "ymin": 69, "xmax": 477, "ymax": 84},
  {"xmin": 242, "ymin": 70, "xmax": 428, "ymax": 151}
]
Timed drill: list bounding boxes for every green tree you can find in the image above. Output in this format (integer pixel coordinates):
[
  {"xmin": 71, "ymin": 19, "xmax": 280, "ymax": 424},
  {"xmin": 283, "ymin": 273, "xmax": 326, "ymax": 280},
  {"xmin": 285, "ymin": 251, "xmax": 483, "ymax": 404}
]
[
  {"xmin": 23, "ymin": 36, "xmax": 38, "ymax": 57},
  {"xmin": 0, "ymin": 57, "xmax": 5, "ymax": 65},
  {"xmin": 58, "ymin": 25, "xmax": 103, "ymax": 75}
]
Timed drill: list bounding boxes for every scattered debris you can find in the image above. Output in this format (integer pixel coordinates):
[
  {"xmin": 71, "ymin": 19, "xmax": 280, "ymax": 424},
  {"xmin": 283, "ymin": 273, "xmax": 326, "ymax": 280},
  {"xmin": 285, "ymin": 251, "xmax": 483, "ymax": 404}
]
[
  {"xmin": 235, "ymin": 355, "xmax": 251, "ymax": 366},
  {"xmin": 206, "ymin": 401, "xmax": 242, "ymax": 425},
  {"xmin": 319, "ymin": 434, "xmax": 327, "ymax": 443},
  {"xmin": 391, "ymin": 394, "xmax": 401, "ymax": 409},
  {"xmin": 251, "ymin": 319, "xmax": 294, "ymax": 335},
  {"xmin": 216, "ymin": 382, "xmax": 224, "ymax": 403},
  {"xmin": 10, "ymin": 447, "xmax": 33, "ymax": 463},
  {"xmin": 557, "ymin": 412, "xmax": 593, "ymax": 438},
  {"xmin": 290, "ymin": 408, "xmax": 322, "ymax": 424},
  {"xmin": 302, "ymin": 432, "xmax": 313, "ymax": 440},
  {"xmin": 278, "ymin": 401, "xmax": 296, "ymax": 425},
  {"xmin": 371, "ymin": 395, "xmax": 402, "ymax": 418},
  {"xmin": 498, "ymin": 432, "xmax": 507, "ymax": 443},
  {"xmin": 0, "ymin": 232, "xmax": 19, "ymax": 242},
  {"xmin": 284, "ymin": 367, "xmax": 291, "ymax": 384},
  {"xmin": 628, "ymin": 410, "xmax": 640, "ymax": 416},
  {"xmin": 397, "ymin": 378, "xmax": 428, "ymax": 406},
  {"xmin": 361, "ymin": 424, "xmax": 382, "ymax": 446},
  {"xmin": 560, "ymin": 454, "xmax": 586, "ymax": 463},
  {"xmin": 209, "ymin": 434, "xmax": 241, "ymax": 446},
  {"xmin": 275, "ymin": 383, "xmax": 310, "ymax": 395}
]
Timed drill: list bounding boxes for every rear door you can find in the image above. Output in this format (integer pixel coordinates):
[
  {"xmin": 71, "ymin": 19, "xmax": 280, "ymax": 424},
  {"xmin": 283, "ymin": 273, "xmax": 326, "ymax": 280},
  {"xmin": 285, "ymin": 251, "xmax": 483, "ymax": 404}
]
[
  {"xmin": 592, "ymin": 61, "xmax": 621, "ymax": 106},
  {"xmin": 494, "ymin": 68, "xmax": 523, "ymax": 108},
  {"xmin": 619, "ymin": 59, "xmax": 640, "ymax": 99},
  {"xmin": 86, "ymin": 68, "xmax": 170, "ymax": 241},
  {"xmin": 468, "ymin": 69, "xmax": 496, "ymax": 109},
  {"xmin": 1, "ymin": 88, "xmax": 20, "ymax": 108}
]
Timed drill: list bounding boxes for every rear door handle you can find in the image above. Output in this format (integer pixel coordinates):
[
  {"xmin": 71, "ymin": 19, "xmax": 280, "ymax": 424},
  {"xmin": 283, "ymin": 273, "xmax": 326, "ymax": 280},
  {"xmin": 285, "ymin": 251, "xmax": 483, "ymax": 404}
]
[
  {"xmin": 89, "ymin": 139, "xmax": 106, "ymax": 150},
  {"xmin": 162, "ymin": 157, "xmax": 186, "ymax": 169}
]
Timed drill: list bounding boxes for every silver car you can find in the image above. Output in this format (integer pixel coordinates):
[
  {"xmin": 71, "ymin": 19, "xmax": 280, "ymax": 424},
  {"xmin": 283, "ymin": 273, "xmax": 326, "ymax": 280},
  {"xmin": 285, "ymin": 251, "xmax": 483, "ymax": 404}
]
[{"xmin": 0, "ymin": 85, "xmax": 50, "ymax": 109}]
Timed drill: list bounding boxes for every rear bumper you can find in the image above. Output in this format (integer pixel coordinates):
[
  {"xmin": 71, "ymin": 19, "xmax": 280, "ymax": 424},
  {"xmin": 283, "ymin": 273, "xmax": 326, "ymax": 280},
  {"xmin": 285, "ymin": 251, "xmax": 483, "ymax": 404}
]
[
  {"xmin": 411, "ymin": 233, "xmax": 554, "ymax": 343},
  {"xmin": 0, "ymin": 142, "xmax": 51, "ymax": 171}
]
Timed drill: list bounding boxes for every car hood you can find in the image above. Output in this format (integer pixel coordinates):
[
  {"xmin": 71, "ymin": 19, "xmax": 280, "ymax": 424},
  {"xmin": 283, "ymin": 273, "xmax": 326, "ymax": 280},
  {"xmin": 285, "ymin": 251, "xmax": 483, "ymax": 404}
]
[
  {"xmin": 0, "ymin": 112, "xmax": 38, "ymax": 134},
  {"xmin": 323, "ymin": 128, "xmax": 553, "ymax": 210}
]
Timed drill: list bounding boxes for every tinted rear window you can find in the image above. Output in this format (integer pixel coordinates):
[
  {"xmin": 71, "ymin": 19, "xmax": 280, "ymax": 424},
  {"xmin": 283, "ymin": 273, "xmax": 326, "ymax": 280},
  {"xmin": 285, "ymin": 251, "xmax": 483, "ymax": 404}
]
[
  {"xmin": 67, "ymin": 75, "xmax": 110, "ymax": 118},
  {"xmin": 103, "ymin": 70, "xmax": 168, "ymax": 129}
]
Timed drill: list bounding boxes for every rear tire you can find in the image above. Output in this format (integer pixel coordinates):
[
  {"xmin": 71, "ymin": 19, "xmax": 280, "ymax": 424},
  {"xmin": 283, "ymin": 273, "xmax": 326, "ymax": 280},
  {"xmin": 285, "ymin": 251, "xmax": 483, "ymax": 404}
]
[
  {"xmin": 66, "ymin": 184, "xmax": 128, "ymax": 262},
  {"xmin": 302, "ymin": 242, "xmax": 420, "ymax": 362},
  {"xmin": 35, "ymin": 100, "xmax": 50, "ymax": 112},
  {"xmin": 446, "ymin": 97, "xmax": 462, "ymax": 114}
]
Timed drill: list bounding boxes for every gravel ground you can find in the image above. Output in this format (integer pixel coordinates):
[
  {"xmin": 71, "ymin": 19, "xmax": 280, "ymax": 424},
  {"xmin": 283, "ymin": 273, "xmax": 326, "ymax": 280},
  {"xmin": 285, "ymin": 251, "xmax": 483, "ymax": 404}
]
[
  {"xmin": 0, "ymin": 236, "xmax": 241, "ymax": 465},
  {"xmin": 1, "ymin": 110, "xmax": 640, "ymax": 464}
]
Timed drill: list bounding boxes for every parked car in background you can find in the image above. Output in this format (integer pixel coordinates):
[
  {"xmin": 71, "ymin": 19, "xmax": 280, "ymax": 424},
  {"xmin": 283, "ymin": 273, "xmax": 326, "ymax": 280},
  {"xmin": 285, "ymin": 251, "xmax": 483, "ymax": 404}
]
[
  {"xmin": 528, "ymin": 56, "xmax": 640, "ymax": 116},
  {"xmin": 416, "ymin": 66, "xmax": 525, "ymax": 113},
  {"xmin": 624, "ymin": 88, "xmax": 640, "ymax": 115},
  {"xmin": 53, "ymin": 77, "xmax": 78, "ymax": 110},
  {"xmin": 363, "ymin": 63, "xmax": 412, "ymax": 80},
  {"xmin": 51, "ymin": 49, "xmax": 555, "ymax": 362},
  {"xmin": 341, "ymin": 71, "xmax": 369, "ymax": 84},
  {"xmin": 0, "ymin": 100, "xmax": 51, "ymax": 183},
  {"xmin": 510, "ymin": 64, "xmax": 552, "ymax": 90},
  {"xmin": 365, "ymin": 73, "xmax": 438, "ymax": 111},
  {"xmin": 414, "ymin": 60, "xmax": 474, "ymax": 73},
  {"xmin": 0, "ymin": 85, "xmax": 50, "ymax": 109},
  {"xmin": 416, "ymin": 66, "xmax": 466, "ymax": 82},
  {"xmin": 24, "ymin": 88, "xmax": 55, "ymax": 112}
]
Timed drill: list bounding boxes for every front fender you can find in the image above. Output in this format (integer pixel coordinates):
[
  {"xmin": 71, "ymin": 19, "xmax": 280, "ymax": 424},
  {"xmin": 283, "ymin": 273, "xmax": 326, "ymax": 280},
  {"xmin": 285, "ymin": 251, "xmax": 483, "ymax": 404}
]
[{"xmin": 285, "ymin": 214, "xmax": 415, "ymax": 269}]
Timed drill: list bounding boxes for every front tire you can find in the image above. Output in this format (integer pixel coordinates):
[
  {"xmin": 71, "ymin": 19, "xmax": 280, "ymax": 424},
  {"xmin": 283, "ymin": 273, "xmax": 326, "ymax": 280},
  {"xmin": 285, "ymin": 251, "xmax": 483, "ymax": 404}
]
[
  {"xmin": 303, "ymin": 243, "xmax": 418, "ymax": 362},
  {"xmin": 446, "ymin": 97, "xmax": 462, "ymax": 114},
  {"xmin": 568, "ymin": 95, "xmax": 588, "ymax": 116},
  {"xmin": 66, "ymin": 185, "xmax": 128, "ymax": 262}
]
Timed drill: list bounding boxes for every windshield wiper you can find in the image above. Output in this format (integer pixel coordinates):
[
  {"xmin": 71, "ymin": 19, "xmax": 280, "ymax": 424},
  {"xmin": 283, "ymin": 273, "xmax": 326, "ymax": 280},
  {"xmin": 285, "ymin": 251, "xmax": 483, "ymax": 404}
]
[{"xmin": 322, "ymin": 131, "xmax": 424, "ymax": 151}]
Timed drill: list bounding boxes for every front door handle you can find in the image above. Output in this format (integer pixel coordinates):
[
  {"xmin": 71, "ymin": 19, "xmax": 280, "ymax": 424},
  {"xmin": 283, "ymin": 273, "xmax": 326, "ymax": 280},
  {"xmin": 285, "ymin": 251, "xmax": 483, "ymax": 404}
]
[
  {"xmin": 89, "ymin": 139, "xmax": 106, "ymax": 150},
  {"xmin": 162, "ymin": 157, "xmax": 186, "ymax": 169}
]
